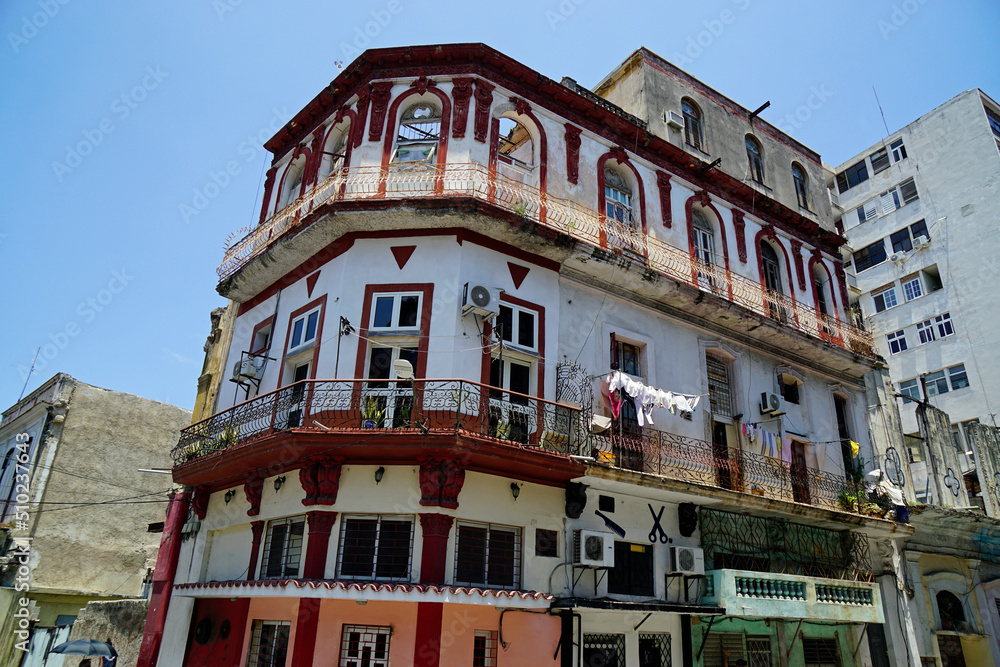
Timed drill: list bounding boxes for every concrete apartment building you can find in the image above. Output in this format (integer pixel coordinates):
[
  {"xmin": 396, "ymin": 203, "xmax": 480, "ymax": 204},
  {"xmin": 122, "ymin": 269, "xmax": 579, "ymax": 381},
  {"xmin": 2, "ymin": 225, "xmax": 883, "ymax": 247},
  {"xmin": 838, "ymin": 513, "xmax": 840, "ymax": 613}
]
[
  {"xmin": 0, "ymin": 374, "xmax": 190, "ymax": 666},
  {"xmin": 833, "ymin": 89, "xmax": 1000, "ymax": 505},
  {"xmin": 133, "ymin": 43, "xmax": 940, "ymax": 667}
]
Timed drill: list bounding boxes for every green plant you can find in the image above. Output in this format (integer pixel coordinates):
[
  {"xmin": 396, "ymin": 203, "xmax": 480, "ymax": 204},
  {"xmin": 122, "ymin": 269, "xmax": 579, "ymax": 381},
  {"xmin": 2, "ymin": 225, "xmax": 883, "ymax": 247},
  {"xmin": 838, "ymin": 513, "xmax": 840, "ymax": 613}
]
[
  {"xmin": 362, "ymin": 397, "xmax": 386, "ymax": 425},
  {"xmin": 512, "ymin": 199, "xmax": 528, "ymax": 217}
]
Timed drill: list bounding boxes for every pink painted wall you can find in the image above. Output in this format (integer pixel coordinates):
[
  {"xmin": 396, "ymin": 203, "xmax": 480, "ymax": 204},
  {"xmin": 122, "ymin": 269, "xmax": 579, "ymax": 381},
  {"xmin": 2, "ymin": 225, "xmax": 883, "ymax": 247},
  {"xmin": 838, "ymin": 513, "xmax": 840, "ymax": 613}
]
[
  {"xmin": 238, "ymin": 597, "xmax": 301, "ymax": 666},
  {"xmin": 436, "ymin": 605, "xmax": 560, "ymax": 667},
  {"xmin": 312, "ymin": 599, "xmax": 419, "ymax": 664}
]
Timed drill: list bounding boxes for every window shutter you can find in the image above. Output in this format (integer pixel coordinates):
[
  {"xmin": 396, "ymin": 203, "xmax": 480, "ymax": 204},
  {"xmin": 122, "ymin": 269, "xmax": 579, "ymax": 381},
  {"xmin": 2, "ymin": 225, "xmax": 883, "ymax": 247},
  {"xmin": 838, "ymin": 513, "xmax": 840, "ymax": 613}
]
[
  {"xmin": 862, "ymin": 200, "xmax": 878, "ymax": 221},
  {"xmin": 899, "ymin": 178, "xmax": 918, "ymax": 204},
  {"xmin": 610, "ymin": 332, "xmax": 619, "ymax": 370},
  {"xmin": 879, "ymin": 191, "xmax": 897, "ymax": 214}
]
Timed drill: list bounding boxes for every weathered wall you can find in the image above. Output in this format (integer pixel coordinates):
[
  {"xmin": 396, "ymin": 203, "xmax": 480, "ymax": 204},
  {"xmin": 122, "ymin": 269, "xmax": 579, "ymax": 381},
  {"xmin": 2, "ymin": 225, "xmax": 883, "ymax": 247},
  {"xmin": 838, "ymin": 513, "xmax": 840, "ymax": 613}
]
[
  {"xmin": 967, "ymin": 422, "xmax": 1000, "ymax": 517},
  {"xmin": 865, "ymin": 367, "xmax": 913, "ymax": 501},
  {"xmin": 193, "ymin": 303, "xmax": 238, "ymax": 423},
  {"xmin": 62, "ymin": 599, "xmax": 149, "ymax": 667},
  {"xmin": 29, "ymin": 380, "xmax": 191, "ymax": 595},
  {"xmin": 916, "ymin": 403, "xmax": 969, "ymax": 508}
]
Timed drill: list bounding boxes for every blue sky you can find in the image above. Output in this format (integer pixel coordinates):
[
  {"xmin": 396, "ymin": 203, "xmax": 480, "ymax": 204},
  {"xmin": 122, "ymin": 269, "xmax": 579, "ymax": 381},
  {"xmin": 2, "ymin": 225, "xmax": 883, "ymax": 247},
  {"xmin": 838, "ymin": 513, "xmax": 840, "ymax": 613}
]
[{"xmin": 2, "ymin": 0, "xmax": 998, "ymax": 411}]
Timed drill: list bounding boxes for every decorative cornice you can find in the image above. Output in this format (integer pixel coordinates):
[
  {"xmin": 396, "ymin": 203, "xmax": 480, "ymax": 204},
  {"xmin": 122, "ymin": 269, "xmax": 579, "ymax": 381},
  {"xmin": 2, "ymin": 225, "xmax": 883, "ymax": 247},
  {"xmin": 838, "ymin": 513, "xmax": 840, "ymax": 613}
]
[{"xmin": 419, "ymin": 513, "xmax": 455, "ymax": 538}]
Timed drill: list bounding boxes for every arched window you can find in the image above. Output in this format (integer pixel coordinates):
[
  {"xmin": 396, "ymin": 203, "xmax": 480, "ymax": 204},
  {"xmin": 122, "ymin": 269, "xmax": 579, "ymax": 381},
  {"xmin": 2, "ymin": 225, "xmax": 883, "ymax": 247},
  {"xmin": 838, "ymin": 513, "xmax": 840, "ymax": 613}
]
[
  {"xmin": 746, "ymin": 135, "xmax": 765, "ymax": 184},
  {"xmin": 604, "ymin": 169, "xmax": 633, "ymax": 224},
  {"xmin": 813, "ymin": 264, "xmax": 831, "ymax": 317},
  {"xmin": 792, "ymin": 162, "xmax": 809, "ymax": 209},
  {"xmin": 936, "ymin": 591, "xmax": 966, "ymax": 630},
  {"xmin": 496, "ymin": 117, "xmax": 534, "ymax": 183},
  {"xmin": 319, "ymin": 125, "xmax": 350, "ymax": 180},
  {"xmin": 692, "ymin": 209, "xmax": 716, "ymax": 265},
  {"xmin": 391, "ymin": 103, "xmax": 441, "ymax": 164},
  {"xmin": 278, "ymin": 155, "xmax": 306, "ymax": 209},
  {"xmin": 682, "ymin": 98, "xmax": 703, "ymax": 150},
  {"xmin": 761, "ymin": 242, "xmax": 782, "ymax": 295}
]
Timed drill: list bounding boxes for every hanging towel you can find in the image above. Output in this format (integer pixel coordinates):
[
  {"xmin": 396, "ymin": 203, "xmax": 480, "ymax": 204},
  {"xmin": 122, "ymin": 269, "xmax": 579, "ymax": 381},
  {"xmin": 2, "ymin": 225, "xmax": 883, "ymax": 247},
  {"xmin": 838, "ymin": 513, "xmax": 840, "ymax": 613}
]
[
  {"xmin": 781, "ymin": 436, "xmax": 793, "ymax": 465},
  {"xmin": 850, "ymin": 440, "xmax": 860, "ymax": 458},
  {"xmin": 609, "ymin": 389, "xmax": 622, "ymax": 419}
]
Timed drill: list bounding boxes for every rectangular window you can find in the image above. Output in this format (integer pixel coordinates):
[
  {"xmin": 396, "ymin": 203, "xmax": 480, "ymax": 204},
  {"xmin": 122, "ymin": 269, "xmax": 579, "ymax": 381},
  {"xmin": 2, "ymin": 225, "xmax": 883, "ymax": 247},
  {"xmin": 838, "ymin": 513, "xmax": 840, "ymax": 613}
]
[
  {"xmin": 247, "ymin": 621, "xmax": 290, "ymax": 667},
  {"xmin": 495, "ymin": 303, "xmax": 537, "ymax": 351},
  {"xmin": 870, "ymin": 147, "xmax": 890, "ymax": 174},
  {"xmin": 455, "ymin": 522, "xmax": 521, "ymax": 589},
  {"xmin": 853, "ymin": 239, "xmax": 887, "ymax": 272},
  {"xmin": 616, "ymin": 341, "xmax": 641, "ymax": 377},
  {"xmin": 608, "ymin": 541, "xmax": 654, "ymax": 596},
  {"xmin": 902, "ymin": 276, "xmax": 922, "ymax": 301},
  {"xmin": 987, "ymin": 108, "xmax": 1000, "ymax": 139},
  {"xmin": 879, "ymin": 189, "xmax": 900, "ymax": 215},
  {"xmin": 890, "ymin": 228, "xmax": 912, "ymax": 253},
  {"xmin": 583, "ymin": 634, "xmax": 626, "ymax": 667},
  {"xmin": 916, "ymin": 319, "xmax": 936, "ymax": 344},
  {"xmin": 535, "ymin": 528, "xmax": 558, "ymax": 558},
  {"xmin": 899, "ymin": 379, "xmax": 920, "ymax": 403},
  {"xmin": 873, "ymin": 286, "xmax": 898, "ymax": 312},
  {"xmin": 337, "ymin": 516, "xmax": 413, "ymax": 581},
  {"xmin": 639, "ymin": 634, "xmax": 671, "ymax": 667},
  {"xmin": 836, "ymin": 160, "xmax": 869, "ymax": 193},
  {"xmin": 779, "ymin": 376, "xmax": 800, "ymax": 404},
  {"xmin": 339, "ymin": 625, "xmax": 390, "ymax": 667},
  {"xmin": 898, "ymin": 177, "xmax": 919, "ymax": 204},
  {"xmin": 803, "ymin": 638, "xmax": 841, "ymax": 667},
  {"xmin": 887, "ymin": 330, "xmax": 907, "ymax": 355},
  {"xmin": 289, "ymin": 309, "xmax": 319, "ymax": 350},
  {"xmin": 747, "ymin": 637, "xmax": 774, "ymax": 667},
  {"xmin": 935, "ymin": 312, "xmax": 954, "ymax": 338},
  {"xmin": 948, "ymin": 364, "xmax": 970, "ymax": 390},
  {"xmin": 910, "ymin": 219, "xmax": 929, "ymax": 240},
  {"xmin": 706, "ymin": 355, "xmax": 733, "ymax": 418},
  {"xmin": 370, "ymin": 293, "xmax": 420, "ymax": 330},
  {"xmin": 473, "ymin": 630, "xmax": 498, "ymax": 667},
  {"xmin": 951, "ymin": 423, "xmax": 964, "ymax": 452},
  {"xmin": 962, "ymin": 419, "xmax": 980, "ymax": 447},
  {"xmin": 925, "ymin": 370, "xmax": 949, "ymax": 396},
  {"xmin": 857, "ymin": 199, "xmax": 878, "ymax": 224},
  {"xmin": 261, "ymin": 516, "xmax": 305, "ymax": 579},
  {"xmin": 891, "ymin": 138, "xmax": 907, "ymax": 162}
]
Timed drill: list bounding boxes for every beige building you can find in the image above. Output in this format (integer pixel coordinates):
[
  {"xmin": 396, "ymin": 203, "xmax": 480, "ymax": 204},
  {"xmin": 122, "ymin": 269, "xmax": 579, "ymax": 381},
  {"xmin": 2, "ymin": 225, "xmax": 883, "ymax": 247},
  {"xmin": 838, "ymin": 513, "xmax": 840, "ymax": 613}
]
[{"xmin": 0, "ymin": 374, "xmax": 189, "ymax": 666}]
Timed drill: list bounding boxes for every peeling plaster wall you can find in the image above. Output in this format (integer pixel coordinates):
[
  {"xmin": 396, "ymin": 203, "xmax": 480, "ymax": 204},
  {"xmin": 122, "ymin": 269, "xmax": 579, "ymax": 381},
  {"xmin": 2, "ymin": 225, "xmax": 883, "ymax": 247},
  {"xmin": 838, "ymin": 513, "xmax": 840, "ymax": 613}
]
[
  {"xmin": 865, "ymin": 367, "xmax": 913, "ymax": 502},
  {"xmin": 967, "ymin": 422, "xmax": 1000, "ymax": 517},
  {"xmin": 916, "ymin": 403, "xmax": 969, "ymax": 508},
  {"xmin": 61, "ymin": 599, "xmax": 149, "ymax": 667}
]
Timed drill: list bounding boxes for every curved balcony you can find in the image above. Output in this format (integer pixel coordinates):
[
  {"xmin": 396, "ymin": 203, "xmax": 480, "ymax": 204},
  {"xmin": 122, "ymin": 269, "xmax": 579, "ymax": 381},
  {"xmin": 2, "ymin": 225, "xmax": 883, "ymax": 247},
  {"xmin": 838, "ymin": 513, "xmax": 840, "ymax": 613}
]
[{"xmin": 220, "ymin": 163, "xmax": 875, "ymax": 357}]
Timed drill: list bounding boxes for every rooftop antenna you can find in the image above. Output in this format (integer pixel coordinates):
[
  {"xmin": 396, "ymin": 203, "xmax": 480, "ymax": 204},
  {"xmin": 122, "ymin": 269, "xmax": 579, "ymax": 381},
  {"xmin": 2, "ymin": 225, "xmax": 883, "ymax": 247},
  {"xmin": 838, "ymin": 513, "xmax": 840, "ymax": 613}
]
[
  {"xmin": 872, "ymin": 86, "xmax": 891, "ymax": 137},
  {"xmin": 17, "ymin": 347, "xmax": 40, "ymax": 402}
]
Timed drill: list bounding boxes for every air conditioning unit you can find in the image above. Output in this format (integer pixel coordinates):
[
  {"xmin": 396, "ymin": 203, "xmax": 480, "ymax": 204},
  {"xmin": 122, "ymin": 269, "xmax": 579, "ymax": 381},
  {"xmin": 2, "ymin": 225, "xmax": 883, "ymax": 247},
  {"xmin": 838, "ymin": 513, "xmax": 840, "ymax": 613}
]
[
  {"xmin": 669, "ymin": 546, "xmax": 705, "ymax": 575},
  {"xmin": 759, "ymin": 392, "xmax": 785, "ymax": 416},
  {"xmin": 462, "ymin": 283, "xmax": 501, "ymax": 319},
  {"xmin": 232, "ymin": 357, "xmax": 264, "ymax": 382},
  {"xmin": 889, "ymin": 252, "xmax": 906, "ymax": 264},
  {"xmin": 664, "ymin": 110, "xmax": 684, "ymax": 129},
  {"xmin": 913, "ymin": 235, "xmax": 931, "ymax": 249},
  {"xmin": 573, "ymin": 529, "xmax": 615, "ymax": 568}
]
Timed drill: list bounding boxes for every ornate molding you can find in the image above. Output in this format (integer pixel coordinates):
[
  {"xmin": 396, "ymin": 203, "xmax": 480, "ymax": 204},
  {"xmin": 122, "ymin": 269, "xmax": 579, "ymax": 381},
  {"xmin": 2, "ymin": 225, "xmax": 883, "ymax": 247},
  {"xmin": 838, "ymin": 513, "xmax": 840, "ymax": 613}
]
[
  {"xmin": 732, "ymin": 209, "xmax": 747, "ymax": 263},
  {"xmin": 244, "ymin": 474, "xmax": 265, "ymax": 517},
  {"xmin": 791, "ymin": 239, "xmax": 806, "ymax": 290},
  {"xmin": 565, "ymin": 124, "xmax": 582, "ymax": 185},
  {"xmin": 656, "ymin": 172, "xmax": 672, "ymax": 228},
  {"xmin": 419, "ymin": 513, "xmax": 455, "ymax": 538},
  {"xmin": 511, "ymin": 96, "xmax": 530, "ymax": 117},
  {"xmin": 409, "ymin": 75, "xmax": 434, "ymax": 95},
  {"xmin": 451, "ymin": 78, "xmax": 473, "ymax": 139},
  {"xmin": 300, "ymin": 455, "xmax": 345, "ymax": 506},
  {"xmin": 695, "ymin": 189, "xmax": 711, "ymax": 207},
  {"xmin": 307, "ymin": 510, "xmax": 339, "ymax": 534},
  {"xmin": 354, "ymin": 86, "xmax": 370, "ymax": 148},
  {"xmin": 473, "ymin": 80, "xmax": 495, "ymax": 143},
  {"xmin": 368, "ymin": 82, "xmax": 394, "ymax": 143},
  {"xmin": 250, "ymin": 520, "xmax": 265, "ymax": 543},
  {"xmin": 191, "ymin": 485, "xmax": 210, "ymax": 520},
  {"xmin": 611, "ymin": 145, "xmax": 628, "ymax": 165},
  {"xmin": 418, "ymin": 456, "xmax": 466, "ymax": 509},
  {"xmin": 258, "ymin": 166, "xmax": 277, "ymax": 224}
]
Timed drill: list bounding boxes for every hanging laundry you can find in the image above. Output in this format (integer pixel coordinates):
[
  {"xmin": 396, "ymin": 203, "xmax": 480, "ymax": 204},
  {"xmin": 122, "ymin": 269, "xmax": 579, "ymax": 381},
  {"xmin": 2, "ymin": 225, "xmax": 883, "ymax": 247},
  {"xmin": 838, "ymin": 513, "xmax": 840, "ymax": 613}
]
[
  {"xmin": 850, "ymin": 440, "xmax": 860, "ymax": 458},
  {"xmin": 609, "ymin": 389, "xmax": 622, "ymax": 419},
  {"xmin": 781, "ymin": 436, "xmax": 793, "ymax": 465}
]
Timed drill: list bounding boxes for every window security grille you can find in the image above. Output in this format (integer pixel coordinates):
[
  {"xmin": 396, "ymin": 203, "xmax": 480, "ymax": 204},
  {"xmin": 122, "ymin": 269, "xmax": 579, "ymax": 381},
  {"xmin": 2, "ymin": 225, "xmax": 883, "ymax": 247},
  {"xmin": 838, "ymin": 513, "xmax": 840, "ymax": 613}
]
[
  {"xmin": 583, "ymin": 634, "xmax": 626, "ymax": 667},
  {"xmin": 247, "ymin": 621, "xmax": 290, "ymax": 667},
  {"xmin": 339, "ymin": 625, "xmax": 391, "ymax": 667}
]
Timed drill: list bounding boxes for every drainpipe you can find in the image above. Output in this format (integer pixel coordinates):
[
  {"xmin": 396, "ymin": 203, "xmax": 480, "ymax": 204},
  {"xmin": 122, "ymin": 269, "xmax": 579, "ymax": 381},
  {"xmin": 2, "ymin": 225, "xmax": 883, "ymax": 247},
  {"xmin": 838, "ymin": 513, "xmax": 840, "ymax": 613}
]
[{"xmin": 136, "ymin": 489, "xmax": 191, "ymax": 667}]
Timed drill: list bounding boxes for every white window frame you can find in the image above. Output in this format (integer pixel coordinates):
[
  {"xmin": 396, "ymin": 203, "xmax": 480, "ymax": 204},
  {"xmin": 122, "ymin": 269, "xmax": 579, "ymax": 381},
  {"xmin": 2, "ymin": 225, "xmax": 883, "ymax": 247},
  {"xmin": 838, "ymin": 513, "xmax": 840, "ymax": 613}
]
[
  {"xmin": 873, "ymin": 286, "xmax": 898, "ymax": 312},
  {"xmin": 925, "ymin": 370, "xmax": 949, "ymax": 396},
  {"xmin": 948, "ymin": 364, "xmax": 970, "ymax": 391},
  {"xmin": 369, "ymin": 292, "xmax": 421, "ymax": 331},
  {"xmin": 391, "ymin": 103, "xmax": 441, "ymax": 165},
  {"xmin": 339, "ymin": 625, "xmax": 391, "ymax": 667},
  {"xmin": 902, "ymin": 275, "xmax": 923, "ymax": 301},
  {"xmin": 495, "ymin": 303, "xmax": 538, "ymax": 353},
  {"xmin": 899, "ymin": 379, "xmax": 920, "ymax": 403},
  {"xmin": 288, "ymin": 307, "xmax": 320, "ymax": 353},
  {"xmin": 917, "ymin": 319, "xmax": 936, "ymax": 345},
  {"xmin": 259, "ymin": 515, "xmax": 305, "ymax": 579},
  {"xmin": 891, "ymin": 138, "xmax": 907, "ymax": 162},
  {"xmin": 247, "ymin": 620, "xmax": 290, "ymax": 667},
  {"xmin": 887, "ymin": 330, "xmax": 908, "ymax": 355},
  {"xmin": 936, "ymin": 312, "xmax": 954, "ymax": 338}
]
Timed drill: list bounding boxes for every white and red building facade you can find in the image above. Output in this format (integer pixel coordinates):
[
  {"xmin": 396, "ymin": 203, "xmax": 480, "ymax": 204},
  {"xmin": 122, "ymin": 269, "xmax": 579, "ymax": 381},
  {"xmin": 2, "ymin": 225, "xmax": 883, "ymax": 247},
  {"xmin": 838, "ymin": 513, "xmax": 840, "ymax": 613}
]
[{"xmin": 139, "ymin": 45, "xmax": 910, "ymax": 667}]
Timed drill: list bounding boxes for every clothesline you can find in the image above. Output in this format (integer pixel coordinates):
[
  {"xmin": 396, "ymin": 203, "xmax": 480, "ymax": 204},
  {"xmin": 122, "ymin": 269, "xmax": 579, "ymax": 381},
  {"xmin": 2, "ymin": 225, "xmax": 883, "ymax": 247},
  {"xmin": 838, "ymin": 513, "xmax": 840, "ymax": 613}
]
[{"xmin": 605, "ymin": 370, "xmax": 703, "ymax": 427}]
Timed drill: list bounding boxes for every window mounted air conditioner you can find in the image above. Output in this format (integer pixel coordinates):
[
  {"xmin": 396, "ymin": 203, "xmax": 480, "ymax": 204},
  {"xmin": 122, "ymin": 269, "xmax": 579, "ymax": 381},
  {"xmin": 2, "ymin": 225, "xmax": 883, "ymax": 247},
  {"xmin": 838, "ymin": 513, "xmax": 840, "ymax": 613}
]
[
  {"xmin": 668, "ymin": 546, "xmax": 705, "ymax": 575},
  {"xmin": 759, "ymin": 392, "xmax": 785, "ymax": 416},
  {"xmin": 572, "ymin": 529, "xmax": 615, "ymax": 568},
  {"xmin": 664, "ymin": 110, "xmax": 684, "ymax": 129},
  {"xmin": 462, "ymin": 283, "xmax": 501, "ymax": 319}
]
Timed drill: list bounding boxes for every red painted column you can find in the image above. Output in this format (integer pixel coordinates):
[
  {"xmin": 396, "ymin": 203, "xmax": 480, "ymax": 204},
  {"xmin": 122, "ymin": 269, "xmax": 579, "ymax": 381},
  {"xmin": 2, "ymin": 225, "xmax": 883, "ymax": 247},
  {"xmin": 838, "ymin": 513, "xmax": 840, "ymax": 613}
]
[
  {"xmin": 291, "ymin": 598, "xmax": 322, "ymax": 667},
  {"xmin": 303, "ymin": 511, "xmax": 338, "ymax": 579},
  {"xmin": 136, "ymin": 491, "xmax": 191, "ymax": 667},
  {"xmin": 248, "ymin": 520, "xmax": 265, "ymax": 580},
  {"xmin": 418, "ymin": 514, "xmax": 454, "ymax": 585},
  {"xmin": 413, "ymin": 602, "xmax": 444, "ymax": 667}
]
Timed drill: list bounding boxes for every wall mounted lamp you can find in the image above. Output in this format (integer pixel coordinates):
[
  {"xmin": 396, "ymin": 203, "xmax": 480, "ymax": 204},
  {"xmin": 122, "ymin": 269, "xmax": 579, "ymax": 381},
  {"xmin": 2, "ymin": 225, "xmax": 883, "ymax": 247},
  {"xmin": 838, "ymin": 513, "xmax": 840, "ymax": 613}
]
[
  {"xmin": 273, "ymin": 476, "xmax": 286, "ymax": 492},
  {"xmin": 510, "ymin": 482, "xmax": 521, "ymax": 501},
  {"xmin": 375, "ymin": 467, "xmax": 386, "ymax": 485},
  {"xmin": 224, "ymin": 490, "xmax": 236, "ymax": 504}
]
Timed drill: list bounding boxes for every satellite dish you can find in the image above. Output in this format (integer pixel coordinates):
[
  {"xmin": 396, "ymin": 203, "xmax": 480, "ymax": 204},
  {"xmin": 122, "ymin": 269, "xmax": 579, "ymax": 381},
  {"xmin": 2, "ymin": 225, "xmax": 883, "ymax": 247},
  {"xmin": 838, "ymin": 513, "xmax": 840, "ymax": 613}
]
[{"xmin": 393, "ymin": 358, "xmax": 414, "ymax": 380}]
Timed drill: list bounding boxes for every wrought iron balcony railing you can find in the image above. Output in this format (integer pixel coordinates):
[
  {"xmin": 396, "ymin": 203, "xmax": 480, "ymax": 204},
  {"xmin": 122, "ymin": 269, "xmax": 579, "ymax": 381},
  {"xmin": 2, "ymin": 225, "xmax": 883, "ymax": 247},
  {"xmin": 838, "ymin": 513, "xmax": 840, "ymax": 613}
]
[
  {"xmin": 172, "ymin": 379, "xmax": 583, "ymax": 466},
  {"xmin": 589, "ymin": 427, "xmax": 885, "ymax": 516},
  {"xmin": 220, "ymin": 163, "xmax": 875, "ymax": 356}
]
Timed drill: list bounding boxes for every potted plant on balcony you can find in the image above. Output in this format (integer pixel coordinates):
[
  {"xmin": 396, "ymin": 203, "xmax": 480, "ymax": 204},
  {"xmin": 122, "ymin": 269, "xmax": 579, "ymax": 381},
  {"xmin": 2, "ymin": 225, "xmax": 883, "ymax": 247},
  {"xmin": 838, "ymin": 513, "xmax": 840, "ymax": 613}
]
[{"xmin": 361, "ymin": 397, "xmax": 385, "ymax": 429}]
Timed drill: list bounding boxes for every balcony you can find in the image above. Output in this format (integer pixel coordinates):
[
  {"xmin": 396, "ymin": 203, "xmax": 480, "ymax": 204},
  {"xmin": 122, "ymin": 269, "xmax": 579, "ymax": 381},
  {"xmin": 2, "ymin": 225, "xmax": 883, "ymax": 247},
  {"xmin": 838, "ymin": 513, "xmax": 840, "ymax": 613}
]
[
  {"xmin": 220, "ymin": 162, "xmax": 875, "ymax": 357},
  {"xmin": 589, "ymin": 427, "xmax": 884, "ymax": 517},
  {"xmin": 173, "ymin": 379, "xmax": 583, "ymax": 467},
  {"xmin": 702, "ymin": 569, "xmax": 884, "ymax": 623}
]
